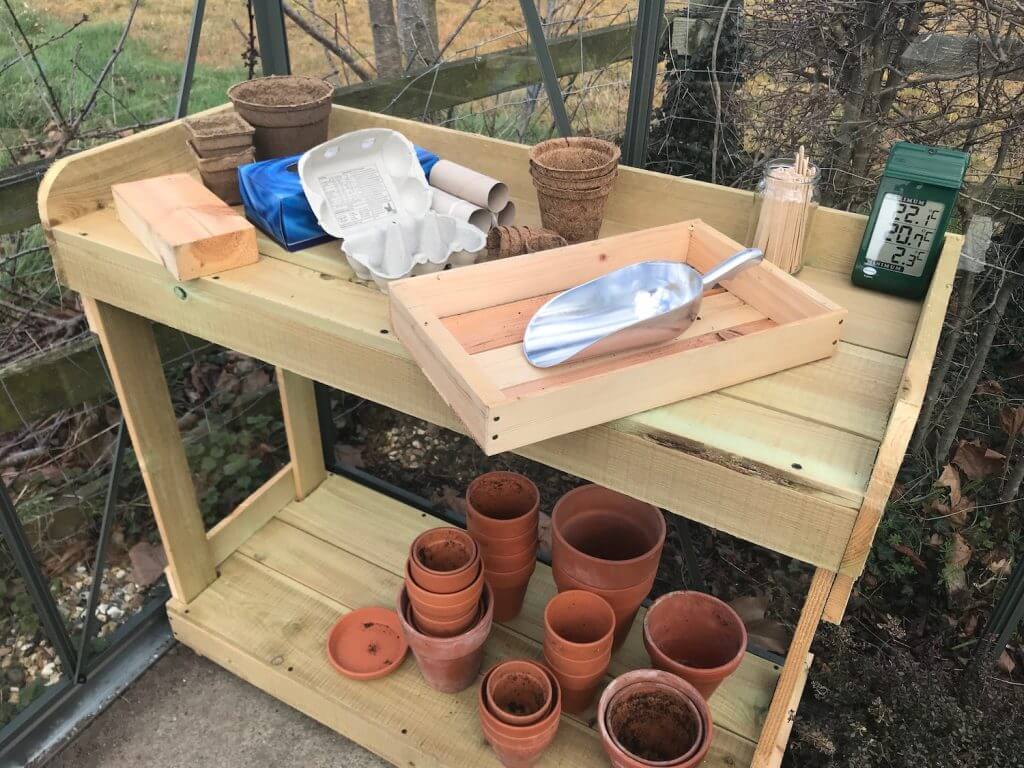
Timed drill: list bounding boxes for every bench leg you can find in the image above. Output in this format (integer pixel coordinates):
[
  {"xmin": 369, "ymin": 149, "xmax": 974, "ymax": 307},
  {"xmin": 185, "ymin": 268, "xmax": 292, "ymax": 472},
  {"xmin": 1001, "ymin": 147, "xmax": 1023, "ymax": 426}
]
[{"xmin": 276, "ymin": 367, "xmax": 327, "ymax": 500}]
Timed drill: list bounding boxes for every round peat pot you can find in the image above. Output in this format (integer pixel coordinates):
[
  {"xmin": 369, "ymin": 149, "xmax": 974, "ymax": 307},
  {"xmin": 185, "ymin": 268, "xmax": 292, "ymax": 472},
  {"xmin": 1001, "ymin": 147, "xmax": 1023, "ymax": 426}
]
[
  {"xmin": 227, "ymin": 75, "xmax": 333, "ymax": 159},
  {"xmin": 541, "ymin": 649, "xmax": 607, "ymax": 714},
  {"xmin": 398, "ymin": 583, "xmax": 493, "ymax": 693},
  {"xmin": 409, "ymin": 527, "xmax": 480, "ymax": 594},
  {"xmin": 552, "ymin": 485, "xmax": 666, "ymax": 590},
  {"xmin": 552, "ymin": 567, "xmax": 655, "ymax": 650},
  {"xmin": 404, "ymin": 560, "xmax": 483, "ymax": 617},
  {"xmin": 643, "ymin": 591, "xmax": 748, "ymax": 700},
  {"xmin": 485, "ymin": 660, "xmax": 553, "ymax": 727},
  {"xmin": 479, "ymin": 663, "xmax": 562, "ymax": 767},
  {"xmin": 530, "ymin": 166, "xmax": 618, "ymax": 193},
  {"xmin": 325, "ymin": 607, "xmax": 408, "ymax": 680},
  {"xmin": 528, "ymin": 137, "xmax": 620, "ymax": 181},
  {"xmin": 484, "ymin": 559, "xmax": 537, "ymax": 622},
  {"xmin": 598, "ymin": 670, "xmax": 711, "ymax": 768},
  {"xmin": 544, "ymin": 589, "xmax": 615, "ymax": 661},
  {"xmin": 482, "ymin": 546, "xmax": 537, "ymax": 574},
  {"xmin": 471, "ymin": 527, "xmax": 539, "ymax": 557},
  {"xmin": 466, "ymin": 472, "xmax": 540, "ymax": 539},
  {"xmin": 411, "ymin": 602, "xmax": 479, "ymax": 638}
]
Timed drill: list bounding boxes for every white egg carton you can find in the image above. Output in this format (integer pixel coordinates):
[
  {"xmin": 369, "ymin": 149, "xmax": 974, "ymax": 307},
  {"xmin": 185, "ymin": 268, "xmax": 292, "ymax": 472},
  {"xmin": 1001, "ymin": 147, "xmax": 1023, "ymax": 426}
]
[{"xmin": 298, "ymin": 128, "xmax": 485, "ymax": 291}]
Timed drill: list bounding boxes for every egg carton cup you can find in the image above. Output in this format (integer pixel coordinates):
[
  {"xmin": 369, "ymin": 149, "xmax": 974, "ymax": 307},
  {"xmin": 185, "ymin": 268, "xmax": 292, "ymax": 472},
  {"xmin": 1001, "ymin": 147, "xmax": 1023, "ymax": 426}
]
[{"xmin": 343, "ymin": 210, "xmax": 485, "ymax": 292}]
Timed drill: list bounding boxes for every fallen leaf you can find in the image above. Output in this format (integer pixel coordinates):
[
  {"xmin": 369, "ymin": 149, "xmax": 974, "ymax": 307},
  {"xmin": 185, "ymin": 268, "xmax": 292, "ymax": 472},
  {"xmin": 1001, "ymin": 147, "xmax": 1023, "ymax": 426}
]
[
  {"xmin": 975, "ymin": 380, "xmax": 1004, "ymax": 396},
  {"xmin": 998, "ymin": 650, "xmax": 1017, "ymax": 677},
  {"xmin": 953, "ymin": 440, "xmax": 1005, "ymax": 480},
  {"xmin": 129, "ymin": 542, "xmax": 168, "ymax": 588},
  {"xmin": 986, "ymin": 555, "xmax": 1013, "ymax": 577},
  {"xmin": 935, "ymin": 464, "xmax": 962, "ymax": 506},
  {"xmin": 729, "ymin": 595, "xmax": 769, "ymax": 625},
  {"xmin": 949, "ymin": 533, "xmax": 971, "ymax": 568},
  {"xmin": 438, "ymin": 485, "xmax": 467, "ymax": 522},
  {"xmin": 1000, "ymin": 406, "xmax": 1024, "ymax": 439},
  {"xmin": 746, "ymin": 618, "xmax": 789, "ymax": 655},
  {"xmin": 962, "ymin": 613, "xmax": 979, "ymax": 638}
]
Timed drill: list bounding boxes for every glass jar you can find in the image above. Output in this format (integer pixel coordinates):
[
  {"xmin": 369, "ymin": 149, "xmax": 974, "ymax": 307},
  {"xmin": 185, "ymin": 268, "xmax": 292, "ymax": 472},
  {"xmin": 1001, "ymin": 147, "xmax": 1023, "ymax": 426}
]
[{"xmin": 748, "ymin": 158, "xmax": 820, "ymax": 275}]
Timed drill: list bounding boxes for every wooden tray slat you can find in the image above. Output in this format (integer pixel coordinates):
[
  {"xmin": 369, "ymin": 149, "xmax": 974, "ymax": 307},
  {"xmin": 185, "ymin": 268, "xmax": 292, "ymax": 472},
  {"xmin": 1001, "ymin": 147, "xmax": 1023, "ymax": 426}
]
[{"xmin": 390, "ymin": 220, "xmax": 846, "ymax": 455}]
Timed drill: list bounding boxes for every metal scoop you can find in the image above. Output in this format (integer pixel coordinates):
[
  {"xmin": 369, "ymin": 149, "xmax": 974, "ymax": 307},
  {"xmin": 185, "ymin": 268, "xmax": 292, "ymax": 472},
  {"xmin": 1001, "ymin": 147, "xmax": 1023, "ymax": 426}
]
[{"xmin": 523, "ymin": 248, "xmax": 763, "ymax": 368}]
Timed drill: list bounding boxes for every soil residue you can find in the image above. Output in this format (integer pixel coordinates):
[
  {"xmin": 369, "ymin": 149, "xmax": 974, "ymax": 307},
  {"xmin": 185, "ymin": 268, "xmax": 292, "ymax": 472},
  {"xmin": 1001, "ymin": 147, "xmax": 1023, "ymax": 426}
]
[{"xmin": 609, "ymin": 690, "xmax": 700, "ymax": 763}]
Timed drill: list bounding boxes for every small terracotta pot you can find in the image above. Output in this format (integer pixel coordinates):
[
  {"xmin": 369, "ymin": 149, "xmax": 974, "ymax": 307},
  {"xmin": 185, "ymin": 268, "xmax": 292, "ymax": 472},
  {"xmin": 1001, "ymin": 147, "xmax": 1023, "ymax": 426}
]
[
  {"xmin": 541, "ymin": 649, "xmax": 607, "ymax": 714},
  {"xmin": 398, "ymin": 583, "xmax": 493, "ymax": 693},
  {"xmin": 466, "ymin": 472, "xmax": 540, "ymax": 539},
  {"xmin": 552, "ymin": 566, "xmax": 654, "ymax": 650},
  {"xmin": 479, "ymin": 663, "xmax": 562, "ymax": 767},
  {"xmin": 542, "ymin": 640, "xmax": 610, "ymax": 677},
  {"xmin": 485, "ymin": 559, "xmax": 536, "ymax": 622},
  {"xmin": 412, "ymin": 602, "xmax": 479, "ymax": 638},
  {"xmin": 598, "ymin": 670, "xmax": 712, "ymax": 768},
  {"xmin": 643, "ymin": 590, "xmax": 748, "ymax": 700},
  {"xmin": 544, "ymin": 589, "xmax": 615, "ymax": 661},
  {"xmin": 409, "ymin": 527, "xmax": 480, "ymax": 594},
  {"xmin": 483, "ymin": 546, "xmax": 537, "ymax": 574},
  {"xmin": 485, "ymin": 660, "xmax": 553, "ymax": 727},
  {"xmin": 529, "ymin": 137, "xmax": 621, "ymax": 181},
  {"xmin": 552, "ymin": 485, "xmax": 666, "ymax": 590},
  {"xmin": 227, "ymin": 75, "xmax": 333, "ymax": 159},
  {"xmin": 472, "ymin": 527, "xmax": 538, "ymax": 556},
  {"xmin": 404, "ymin": 561, "xmax": 483, "ymax": 618}
]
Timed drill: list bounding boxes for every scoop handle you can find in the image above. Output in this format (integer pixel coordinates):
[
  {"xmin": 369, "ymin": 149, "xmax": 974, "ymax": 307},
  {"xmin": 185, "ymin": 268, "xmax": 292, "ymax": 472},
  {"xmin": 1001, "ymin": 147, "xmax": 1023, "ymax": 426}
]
[{"xmin": 700, "ymin": 248, "xmax": 763, "ymax": 288}]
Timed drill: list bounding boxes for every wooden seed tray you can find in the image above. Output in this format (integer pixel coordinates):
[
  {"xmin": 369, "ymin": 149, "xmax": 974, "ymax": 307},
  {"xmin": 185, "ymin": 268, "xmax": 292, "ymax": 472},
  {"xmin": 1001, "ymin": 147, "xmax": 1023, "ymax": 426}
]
[{"xmin": 389, "ymin": 219, "xmax": 847, "ymax": 454}]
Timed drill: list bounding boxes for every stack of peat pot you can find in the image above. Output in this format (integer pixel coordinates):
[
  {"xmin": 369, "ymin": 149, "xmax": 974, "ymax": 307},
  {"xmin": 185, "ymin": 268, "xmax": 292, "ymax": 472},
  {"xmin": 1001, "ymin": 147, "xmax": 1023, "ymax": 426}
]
[
  {"xmin": 184, "ymin": 110, "xmax": 255, "ymax": 204},
  {"xmin": 529, "ymin": 137, "xmax": 620, "ymax": 243}
]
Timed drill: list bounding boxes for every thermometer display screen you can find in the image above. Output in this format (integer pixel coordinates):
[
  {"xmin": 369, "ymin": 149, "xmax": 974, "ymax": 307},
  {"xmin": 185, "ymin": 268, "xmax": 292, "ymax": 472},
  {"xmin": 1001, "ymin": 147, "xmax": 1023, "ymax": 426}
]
[{"xmin": 863, "ymin": 194, "xmax": 945, "ymax": 278}]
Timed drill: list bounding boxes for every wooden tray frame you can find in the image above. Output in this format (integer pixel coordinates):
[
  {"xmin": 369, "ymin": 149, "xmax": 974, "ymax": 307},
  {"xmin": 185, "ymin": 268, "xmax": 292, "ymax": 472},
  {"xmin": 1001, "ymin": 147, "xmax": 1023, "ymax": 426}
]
[{"xmin": 390, "ymin": 219, "xmax": 847, "ymax": 454}]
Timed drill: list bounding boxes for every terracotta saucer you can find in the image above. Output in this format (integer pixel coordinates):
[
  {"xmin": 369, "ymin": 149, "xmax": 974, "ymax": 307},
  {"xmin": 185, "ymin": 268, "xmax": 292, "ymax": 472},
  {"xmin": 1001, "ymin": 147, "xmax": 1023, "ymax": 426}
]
[{"xmin": 326, "ymin": 607, "xmax": 408, "ymax": 680}]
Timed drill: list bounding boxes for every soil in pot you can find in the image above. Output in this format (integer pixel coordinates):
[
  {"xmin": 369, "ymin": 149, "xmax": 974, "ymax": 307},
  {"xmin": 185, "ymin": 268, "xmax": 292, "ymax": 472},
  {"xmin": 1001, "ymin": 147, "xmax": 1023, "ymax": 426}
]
[
  {"xmin": 227, "ymin": 75, "xmax": 333, "ymax": 159},
  {"xmin": 643, "ymin": 591, "xmax": 747, "ymax": 699},
  {"xmin": 466, "ymin": 471, "xmax": 540, "ymax": 538},
  {"xmin": 409, "ymin": 527, "xmax": 479, "ymax": 594},
  {"xmin": 486, "ymin": 660, "xmax": 553, "ymax": 727},
  {"xmin": 544, "ymin": 589, "xmax": 615, "ymax": 661}
]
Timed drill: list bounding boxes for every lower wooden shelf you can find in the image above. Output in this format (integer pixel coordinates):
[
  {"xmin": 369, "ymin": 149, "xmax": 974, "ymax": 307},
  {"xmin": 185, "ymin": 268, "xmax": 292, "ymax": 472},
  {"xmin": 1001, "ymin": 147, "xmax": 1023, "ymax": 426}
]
[{"xmin": 168, "ymin": 474, "xmax": 797, "ymax": 767}]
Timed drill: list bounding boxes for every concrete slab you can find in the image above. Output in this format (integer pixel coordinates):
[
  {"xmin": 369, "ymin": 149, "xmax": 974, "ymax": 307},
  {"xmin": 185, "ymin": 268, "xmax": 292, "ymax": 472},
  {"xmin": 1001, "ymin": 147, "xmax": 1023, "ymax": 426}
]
[{"xmin": 46, "ymin": 645, "xmax": 393, "ymax": 768}]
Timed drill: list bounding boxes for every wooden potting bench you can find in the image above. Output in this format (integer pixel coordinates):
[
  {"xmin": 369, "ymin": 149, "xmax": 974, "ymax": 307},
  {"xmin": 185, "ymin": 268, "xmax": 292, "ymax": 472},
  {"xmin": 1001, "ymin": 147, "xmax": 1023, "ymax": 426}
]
[{"xmin": 39, "ymin": 105, "xmax": 962, "ymax": 768}]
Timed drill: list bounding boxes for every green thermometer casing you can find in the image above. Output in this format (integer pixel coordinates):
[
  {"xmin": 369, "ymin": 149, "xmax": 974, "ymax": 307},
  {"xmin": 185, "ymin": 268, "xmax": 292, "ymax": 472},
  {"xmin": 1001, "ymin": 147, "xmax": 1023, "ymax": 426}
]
[{"xmin": 851, "ymin": 142, "xmax": 968, "ymax": 299}]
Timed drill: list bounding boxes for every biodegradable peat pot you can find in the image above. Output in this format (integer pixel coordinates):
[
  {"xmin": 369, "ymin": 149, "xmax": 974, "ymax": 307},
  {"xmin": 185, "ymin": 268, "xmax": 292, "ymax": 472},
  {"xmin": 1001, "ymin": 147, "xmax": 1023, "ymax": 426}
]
[
  {"xmin": 228, "ymin": 75, "xmax": 333, "ymax": 159},
  {"xmin": 529, "ymin": 136, "xmax": 620, "ymax": 181},
  {"xmin": 398, "ymin": 583, "xmax": 493, "ymax": 693},
  {"xmin": 530, "ymin": 166, "xmax": 618, "ymax": 192},
  {"xmin": 184, "ymin": 110, "xmax": 254, "ymax": 154},
  {"xmin": 598, "ymin": 670, "xmax": 711, "ymax": 768},
  {"xmin": 541, "ymin": 648, "xmax": 606, "ymax": 714},
  {"xmin": 466, "ymin": 472, "xmax": 540, "ymax": 539},
  {"xmin": 485, "ymin": 559, "xmax": 536, "ymax": 622},
  {"xmin": 643, "ymin": 591, "xmax": 748, "ymax": 700},
  {"xmin": 479, "ymin": 663, "xmax": 562, "ymax": 768},
  {"xmin": 552, "ymin": 567, "xmax": 655, "ymax": 650},
  {"xmin": 532, "ymin": 181, "xmax": 613, "ymax": 244},
  {"xmin": 404, "ymin": 560, "xmax": 483, "ymax": 619},
  {"xmin": 552, "ymin": 485, "xmax": 666, "ymax": 590},
  {"xmin": 485, "ymin": 660, "xmax": 553, "ymax": 727},
  {"xmin": 409, "ymin": 527, "xmax": 480, "ymax": 594},
  {"xmin": 544, "ymin": 589, "xmax": 616, "ymax": 661}
]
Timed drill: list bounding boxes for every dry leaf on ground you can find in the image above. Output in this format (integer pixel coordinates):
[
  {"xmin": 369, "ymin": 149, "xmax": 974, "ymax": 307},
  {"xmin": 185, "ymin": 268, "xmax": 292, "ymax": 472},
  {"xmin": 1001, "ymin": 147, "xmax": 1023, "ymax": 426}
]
[{"xmin": 953, "ymin": 439, "xmax": 1006, "ymax": 480}]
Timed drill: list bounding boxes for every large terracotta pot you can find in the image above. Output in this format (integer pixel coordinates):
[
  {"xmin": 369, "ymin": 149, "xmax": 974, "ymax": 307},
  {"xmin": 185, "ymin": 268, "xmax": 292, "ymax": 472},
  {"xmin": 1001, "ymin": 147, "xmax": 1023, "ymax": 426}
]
[
  {"xmin": 479, "ymin": 662, "xmax": 562, "ymax": 768},
  {"xmin": 552, "ymin": 485, "xmax": 666, "ymax": 590},
  {"xmin": 486, "ymin": 559, "xmax": 536, "ymax": 622},
  {"xmin": 404, "ymin": 561, "xmax": 483, "ymax": 620},
  {"xmin": 598, "ymin": 670, "xmax": 712, "ymax": 768},
  {"xmin": 552, "ymin": 566, "xmax": 655, "ymax": 650},
  {"xmin": 643, "ymin": 591, "xmax": 748, "ymax": 699},
  {"xmin": 398, "ymin": 583, "xmax": 493, "ymax": 693},
  {"xmin": 485, "ymin": 660, "xmax": 553, "ymax": 727},
  {"xmin": 544, "ymin": 589, "xmax": 615, "ymax": 661},
  {"xmin": 466, "ymin": 471, "xmax": 540, "ymax": 539},
  {"xmin": 409, "ymin": 527, "xmax": 480, "ymax": 594}
]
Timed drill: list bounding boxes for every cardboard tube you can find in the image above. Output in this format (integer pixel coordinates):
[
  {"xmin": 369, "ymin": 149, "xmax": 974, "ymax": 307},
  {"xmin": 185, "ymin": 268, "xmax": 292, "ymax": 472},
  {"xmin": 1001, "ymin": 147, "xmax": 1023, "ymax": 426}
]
[
  {"xmin": 431, "ymin": 187, "xmax": 493, "ymax": 233},
  {"xmin": 496, "ymin": 201, "xmax": 516, "ymax": 226},
  {"xmin": 430, "ymin": 159, "xmax": 509, "ymax": 212}
]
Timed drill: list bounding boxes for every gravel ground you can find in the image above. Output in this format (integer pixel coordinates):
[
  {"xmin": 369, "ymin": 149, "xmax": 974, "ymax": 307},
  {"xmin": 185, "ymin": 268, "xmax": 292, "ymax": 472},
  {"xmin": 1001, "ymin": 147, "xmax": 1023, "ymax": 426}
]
[{"xmin": 47, "ymin": 644, "xmax": 392, "ymax": 768}]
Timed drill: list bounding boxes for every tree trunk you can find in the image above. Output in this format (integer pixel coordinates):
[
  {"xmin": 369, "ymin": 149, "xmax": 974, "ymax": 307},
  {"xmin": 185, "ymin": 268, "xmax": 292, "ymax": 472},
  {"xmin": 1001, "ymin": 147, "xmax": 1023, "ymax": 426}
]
[
  {"xmin": 396, "ymin": 0, "xmax": 439, "ymax": 70},
  {"xmin": 1001, "ymin": 452, "xmax": 1024, "ymax": 505},
  {"xmin": 367, "ymin": 0, "xmax": 402, "ymax": 78}
]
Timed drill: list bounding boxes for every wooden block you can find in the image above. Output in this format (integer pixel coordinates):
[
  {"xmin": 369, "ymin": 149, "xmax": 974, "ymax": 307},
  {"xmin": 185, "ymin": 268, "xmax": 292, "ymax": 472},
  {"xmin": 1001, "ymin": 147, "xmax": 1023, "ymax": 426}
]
[{"xmin": 112, "ymin": 172, "xmax": 257, "ymax": 280}]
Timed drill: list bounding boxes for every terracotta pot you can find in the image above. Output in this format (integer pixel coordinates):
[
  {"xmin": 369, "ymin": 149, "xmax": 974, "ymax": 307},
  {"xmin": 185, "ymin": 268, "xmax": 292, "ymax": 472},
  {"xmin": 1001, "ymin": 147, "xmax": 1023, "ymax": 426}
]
[
  {"xmin": 544, "ymin": 589, "xmax": 615, "ymax": 661},
  {"xmin": 466, "ymin": 472, "xmax": 540, "ymax": 539},
  {"xmin": 411, "ymin": 602, "xmax": 479, "ymax": 638},
  {"xmin": 485, "ymin": 559, "xmax": 536, "ymax": 622},
  {"xmin": 485, "ymin": 660, "xmax": 553, "ymax": 727},
  {"xmin": 541, "ymin": 649, "xmax": 606, "ymax": 714},
  {"xmin": 479, "ymin": 663, "xmax": 562, "ymax": 767},
  {"xmin": 409, "ymin": 527, "xmax": 480, "ymax": 594},
  {"xmin": 227, "ymin": 75, "xmax": 333, "ymax": 159},
  {"xmin": 643, "ymin": 591, "xmax": 748, "ymax": 700},
  {"xmin": 552, "ymin": 485, "xmax": 666, "ymax": 590},
  {"xmin": 398, "ymin": 583, "xmax": 493, "ymax": 693},
  {"xmin": 482, "ymin": 546, "xmax": 537, "ymax": 574},
  {"xmin": 529, "ymin": 137, "xmax": 620, "ymax": 181},
  {"xmin": 552, "ymin": 566, "xmax": 654, "ymax": 650},
  {"xmin": 542, "ymin": 639, "xmax": 610, "ymax": 677},
  {"xmin": 404, "ymin": 561, "xmax": 483, "ymax": 616},
  {"xmin": 472, "ymin": 528, "xmax": 538, "ymax": 556},
  {"xmin": 598, "ymin": 670, "xmax": 712, "ymax": 768}
]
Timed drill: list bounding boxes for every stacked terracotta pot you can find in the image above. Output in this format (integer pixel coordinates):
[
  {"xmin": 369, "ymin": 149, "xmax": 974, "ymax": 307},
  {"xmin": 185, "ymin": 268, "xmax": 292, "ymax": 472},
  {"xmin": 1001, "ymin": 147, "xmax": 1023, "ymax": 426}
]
[
  {"xmin": 542, "ymin": 589, "xmax": 615, "ymax": 714},
  {"xmin": 397, "ymin": 526, "xmax": 493, "ymax": 692},
  {"xmin": 466, "ymin": 472, "xmax": 539, "ymax": 622},
  {"xmin": 598, "ymin": 669, "xmax": 713, "ymax": 768},
  {"xmin": 184, "ymin": 110, "xmax": 255, "ymax": 205},
  {"xmin": 643, "ymin": 591, "xmax": 748, "ymax": 699},
  {"xmin": 479, "ymin": 659, "xmax": 562, "ymax": 767},
  {"xmin": 551, "ymin": 485, "xmax": 666, "ymax": 651},
  {"xmin": 529, "ymin": 137, "xmax": 620, "ymax": 243}
]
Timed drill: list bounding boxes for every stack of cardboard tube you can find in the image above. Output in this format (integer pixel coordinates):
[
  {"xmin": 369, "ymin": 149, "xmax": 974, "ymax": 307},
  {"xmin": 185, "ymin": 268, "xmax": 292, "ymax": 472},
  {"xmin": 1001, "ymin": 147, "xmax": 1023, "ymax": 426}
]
[{"xmin": 428, "ymin": 160, "xmax": 515, "ymax": 237}]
